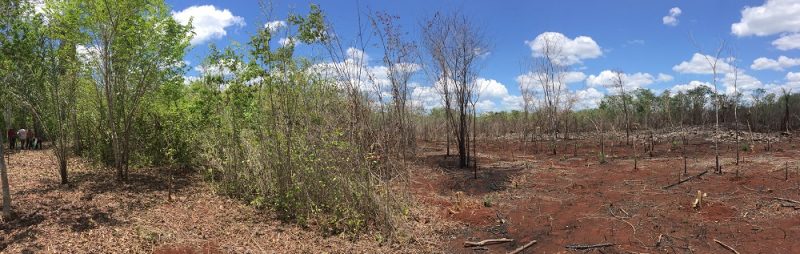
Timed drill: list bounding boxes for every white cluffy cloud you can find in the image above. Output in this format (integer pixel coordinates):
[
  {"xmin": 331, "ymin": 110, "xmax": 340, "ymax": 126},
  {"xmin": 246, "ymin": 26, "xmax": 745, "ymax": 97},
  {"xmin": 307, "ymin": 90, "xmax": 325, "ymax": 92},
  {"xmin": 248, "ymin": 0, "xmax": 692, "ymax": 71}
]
[
  {"xmin": 671, "ymin": 80, "xmax": 712, "ymax": 94},
  {"xmin": 785, "ymin": 72, "xmax": 800, "ymax": 90},
  {"xmin": 525, "ymin": 32, "xmax": 602, "ymax": 65},
  {"xmin": 265, "ymin": 20, "xmax": 287, "ymax": 32},
  {"xmin": 573, "ymin": 88, "xmax": 604, "ymax": 110},
  {"xmin": 657, "ymin": 73, "xmax": 674, "ymax": 82},
  {"xmin": 515, "ymin": 71, "xmax": 587, "ymax": 92},
  {"xmin": 731, "ymin": 0, "xmax": 800, "ymax": 36},
  {"xmin": 476, "ymin": 78, "xmax": 509, "ymax": 99},
  {"xmin": 585, "ymin": 70, "xmax": 672, "ymax": 94},
  {"xmin": 662, "ymin": 7, "xmax": 682, "ymax": 26},
  {"xmin": 772, "ymin": 33, "xmax": 800, "ymax": 51},
  {"xmin": 172, "ymin": 5, "xmax": 245, "ymax": 45},
  {"xmin": 725, "ymin": 72, "xmax": 765, "ymax": 94},
  {"xmin": 514, "ymin": 71, "xmax": 603, "ymax": 110},
  {"xmin": 672, "ymin": 53, "xmax": 735, "ymax": 74},
  {"xmin": 788, "ymin": 72, "xmax": 800, "ymax": 82},
  {"xmin": 731, "ymin": 0, "xmax": 800, "ymax": 51},
  {"xmin": 194, "ymin": 58, "xmax": 242, "ymax": 77},
  {"xmin": 475, "ymin": 78, "xmax": 522, "ymax": 111},
  {"xmin": 278, "ymin": 37, "xmax": 301, "ymax": 47},
  {"xmin": 312, "ymin": 47, "xmax": 424, "ymax": 106},
  {"xmin": 751, "ymin": 56, "xmax": 800, "ymax": 71},
  {"xmin": 409, "ymin": 77, "xmax": 520, "ymax": 112}
]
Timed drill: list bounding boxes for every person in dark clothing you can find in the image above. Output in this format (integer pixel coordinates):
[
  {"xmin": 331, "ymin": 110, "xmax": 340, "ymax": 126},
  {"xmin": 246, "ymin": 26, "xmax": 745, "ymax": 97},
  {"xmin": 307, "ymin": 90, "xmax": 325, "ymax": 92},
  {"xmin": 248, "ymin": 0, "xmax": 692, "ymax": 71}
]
[
  {"xmin": 31, "ymin": 131, "xmax": 42, "ymax": 150},
  {"xmin": 6, "ymin": 128, "xmax": 16, "ymax": 150},
  {"xmin": 27, "ymin": 129, "xmax": 35, "ymax": 149}
]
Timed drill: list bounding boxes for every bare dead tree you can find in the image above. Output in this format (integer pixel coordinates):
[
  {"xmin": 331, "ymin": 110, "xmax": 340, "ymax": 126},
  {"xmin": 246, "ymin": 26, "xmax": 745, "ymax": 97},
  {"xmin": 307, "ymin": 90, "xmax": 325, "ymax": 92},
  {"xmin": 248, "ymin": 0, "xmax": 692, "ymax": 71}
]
[
  {"xmin": 530, "ymin": 34, "xmax": 569, "ymax": 155},
  {"xmin": 421, "ymin": 11, "xmax": 488, "ymax": 168},
  {"xmin": 608, "ymin": 70, "xmax": 631, "ymax": 146},
  {"xmin": 520, "ymin": 76, "xmax": 536, "ymax": 151},
  {"xmin": 728, "ymin": 47, "xmax": 741, "ymax": 170},
  {"xmin": 589, "ymin": 116, "xmax": 606, "ymax": 164},
  {"xmin": 783, "ymin": 88, "xmax": 792, "ymax": 133},
  {"xmin": 321, "ymin": 5, "xmax": 373, "ymax": 152},
  {"xmin": 692, "ymin": 35, "xmax": 726, "ymax": 174},
  {"xmin": 369, "ymin": 11, "xmax": 419, "ymax": 167},
  {"xmin": 421, "ymin": 12, "xmax": 453, "ymax": 157}
]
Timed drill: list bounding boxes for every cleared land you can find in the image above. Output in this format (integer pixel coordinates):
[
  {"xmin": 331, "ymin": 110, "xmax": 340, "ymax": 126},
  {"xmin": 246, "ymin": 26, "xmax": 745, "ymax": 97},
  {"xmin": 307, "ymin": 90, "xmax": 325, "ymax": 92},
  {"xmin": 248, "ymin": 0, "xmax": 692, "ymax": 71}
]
[{"xmin": 2, "ymin": 130, "xmax": 799, "ymax": 253}]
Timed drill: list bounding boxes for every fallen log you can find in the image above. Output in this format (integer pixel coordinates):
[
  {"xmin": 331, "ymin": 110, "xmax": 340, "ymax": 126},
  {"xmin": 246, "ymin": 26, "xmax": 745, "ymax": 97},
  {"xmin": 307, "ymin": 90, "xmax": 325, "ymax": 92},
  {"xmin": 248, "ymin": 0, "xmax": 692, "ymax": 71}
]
[
  {"xmin": 565, "ymin": 243, "xmax": 614, "ymax": 250},
  {"xmin": 464, "ymin": 238, "xmax": 514, "ymax": 248},
  {"xmin": 774, "ymin": 197, "xmax": 800, "ymax": 204},
  {"xmin": 507, "ymin": 239, "xmax": 537, "ymax": 254},
  {"xmin": 663, "ymin": 170, "xmax": 708, "ymax": 189},
  {"xmin": 779, "ymin": 203, "xmax": 800, "ymax": 209},
  {"xmin": 713, "ymin": 239, "xmax": 740, "ymax": 254}
]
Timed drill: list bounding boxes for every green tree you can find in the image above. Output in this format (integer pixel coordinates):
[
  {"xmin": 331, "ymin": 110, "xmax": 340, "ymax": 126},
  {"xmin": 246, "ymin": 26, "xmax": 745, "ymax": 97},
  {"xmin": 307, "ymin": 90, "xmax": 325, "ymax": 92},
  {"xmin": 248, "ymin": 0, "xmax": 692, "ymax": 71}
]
[
  {"xmin": 12, "ymin": 0, "xmax": 85, "ymax": 184},
  {"xmin": 80, "ymin": 0, "xmax": 191, "ymax": 181},
  {"xmin": 0, "ymin": 0, "xmax": 43, "ymax": 218}
]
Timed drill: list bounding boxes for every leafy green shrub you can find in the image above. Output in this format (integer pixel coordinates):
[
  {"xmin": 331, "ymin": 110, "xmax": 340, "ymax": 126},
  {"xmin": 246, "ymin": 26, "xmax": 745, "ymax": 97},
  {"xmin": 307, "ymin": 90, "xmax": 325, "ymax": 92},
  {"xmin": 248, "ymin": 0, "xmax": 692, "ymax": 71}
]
[
  {"xmin": 192, "ymin": 5, "xmax": 409, "ymax": 237},
  {"xmin": 741, "ymin": 143, "xmax": 750, "ymax": 152},
  {"xmin": 671, "ymin": 140, "xmax": 680, "ymax": 150}
]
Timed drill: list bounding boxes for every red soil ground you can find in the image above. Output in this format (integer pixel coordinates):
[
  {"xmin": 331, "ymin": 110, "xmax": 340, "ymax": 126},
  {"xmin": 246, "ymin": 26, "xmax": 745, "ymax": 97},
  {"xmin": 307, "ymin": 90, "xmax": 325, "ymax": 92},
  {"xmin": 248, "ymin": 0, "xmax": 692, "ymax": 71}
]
[
  {"xmin": 2, "ymin": 131, "xmax": 799, "ymax": 253},
  {"xmin": 414, "ymin": 132, "xmax": 800, "ymax": 253}
]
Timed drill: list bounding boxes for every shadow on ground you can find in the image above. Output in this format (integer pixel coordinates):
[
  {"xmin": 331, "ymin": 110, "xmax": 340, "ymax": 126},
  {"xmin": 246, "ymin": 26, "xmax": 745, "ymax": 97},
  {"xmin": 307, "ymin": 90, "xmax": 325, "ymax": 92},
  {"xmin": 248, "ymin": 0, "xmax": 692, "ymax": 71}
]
[{"xmin": 0, "ymin": 153, "xmax": 199, "ymax": 252}]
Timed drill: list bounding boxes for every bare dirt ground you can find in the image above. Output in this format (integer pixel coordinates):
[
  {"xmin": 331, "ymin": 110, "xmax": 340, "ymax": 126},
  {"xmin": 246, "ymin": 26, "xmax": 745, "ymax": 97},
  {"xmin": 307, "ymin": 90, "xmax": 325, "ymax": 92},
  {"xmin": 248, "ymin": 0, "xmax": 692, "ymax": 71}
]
[
  {"xmin": 2, "ymin": 131, "xmax": 799, "ymax": 253},
  {"xmin": 416, "ymin": 131, "xmax": 800, "ymax": 253},
  {"xmin": 0, "ymin": 150, "xmax": 446, "ymax": 254}
]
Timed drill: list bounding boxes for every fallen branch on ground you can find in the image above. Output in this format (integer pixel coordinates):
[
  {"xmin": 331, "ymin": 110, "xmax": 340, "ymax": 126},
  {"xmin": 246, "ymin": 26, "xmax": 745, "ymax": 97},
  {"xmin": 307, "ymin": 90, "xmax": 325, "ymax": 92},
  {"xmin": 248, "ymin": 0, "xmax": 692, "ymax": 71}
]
[
  {"xmin": 663, "ymin": 170, "xmax": 708, "ymax": 189},
  {"xmin": 656, "ymin": 234, "xmax": 664, "ymax": 246},
  {"xmin": 779, "ymin": 203, "xmax": 800, "ymax": 209},
  {"xmin": 565, "ymin": 243, "xmax": 614, "ymax": 250},
  {"xmin": 507, "ymin": 239, "xmax": 537, "ymax": 254},
  {"xmin": 714, "ymin": 239, "xmax": 740, "ymax": 254},
  {"xmin": 773, "ymin": 197, "xmax": 800, "ymax": 204},
  {"xmin": 464, "ymin": 238, "xmax": 514, "ymax": 247}
]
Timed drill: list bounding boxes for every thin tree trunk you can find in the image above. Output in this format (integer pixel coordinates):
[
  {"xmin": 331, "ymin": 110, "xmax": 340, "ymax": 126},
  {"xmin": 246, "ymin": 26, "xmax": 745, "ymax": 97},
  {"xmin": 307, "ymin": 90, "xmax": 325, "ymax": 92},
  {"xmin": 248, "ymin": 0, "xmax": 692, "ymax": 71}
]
[
  {"xmin": 715, "ymin": 92, "xmax": 721, "ymax": 174},
  {"xmin": 600, "ymin": 129, "xmax": 605, "ymax": 163},
  {"xmin": 446, "ymin": 123, "xmax": 451, "ymax": 156},
  {"xmin": 649, "ymin": 131, "xmax": 654, "ymax": 157},
  {"xmin": 59, "ymin": 159, "xmax": 68, "ymax": 184},
  {"xmin": 785, "ymin": 91, "xmax": 791, "ymax": 133},
  {"xmin": 624, "ymin": 98, "xmax": 630, "ymax": 146},
  {"xmin": 472, "ymin": 105, "xmax": 477, "ymax": 178},
  {"xmin": 0, "ymin": 113, "xmax": 10, "ymax": 218},
  {"xmin": 683, "ymin": 133, "xmax": 688, "ymax": 175},
  {"xmin": 459, "ymin": 109, "xmax": 467, "ymax": 168},
  {"xmin": 633, "ymin": 134, "xmax": 638, "ymax": 170},
  {"xmin": 551, "ymin": 110, "xmax": 557, "ymax": 156}
]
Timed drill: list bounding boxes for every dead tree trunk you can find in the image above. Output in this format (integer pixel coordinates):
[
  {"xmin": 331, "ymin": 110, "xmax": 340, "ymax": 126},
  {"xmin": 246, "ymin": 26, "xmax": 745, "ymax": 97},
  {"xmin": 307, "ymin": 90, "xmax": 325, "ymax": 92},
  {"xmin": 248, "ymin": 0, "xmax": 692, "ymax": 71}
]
[
  {"xmin": 784, "ymin": 89, "xmax": 792, "ymax": 133},
  {"xmin": 683, "ymin": 133, "xmax": 688, "ymax": 175},
  {"xmin": 0, "ymin": 139, "xmax": 10, "ymax": 219}
]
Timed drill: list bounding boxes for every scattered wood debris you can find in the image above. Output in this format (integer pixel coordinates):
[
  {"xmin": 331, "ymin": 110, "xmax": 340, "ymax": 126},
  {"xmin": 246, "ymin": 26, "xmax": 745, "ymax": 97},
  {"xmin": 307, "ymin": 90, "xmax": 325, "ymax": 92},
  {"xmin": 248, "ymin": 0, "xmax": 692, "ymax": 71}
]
[
  {"xmin": 714, "ymin": 239, "xmax": 740, "ymax": 254},
  {"xmin": 565, "ymin": 242, "xmax": 614, "ymax": 250},
  {"xmin": 464, "ymin": 238, "xmax": 514, "ymax": 248},
  {"xmin": 507, "ymin": 239, "xmax": 537, "ymax": 254},
  {"xmin": 773, "ymin": 197, "xmax": 800, "ymax": 209},
  {"xmin": 663, "ymin": 170, "xmax": 708, "ymax": 189},
  {"xmin": 693, "ymin": 190, "xmax": 708, "ymax": 208}
]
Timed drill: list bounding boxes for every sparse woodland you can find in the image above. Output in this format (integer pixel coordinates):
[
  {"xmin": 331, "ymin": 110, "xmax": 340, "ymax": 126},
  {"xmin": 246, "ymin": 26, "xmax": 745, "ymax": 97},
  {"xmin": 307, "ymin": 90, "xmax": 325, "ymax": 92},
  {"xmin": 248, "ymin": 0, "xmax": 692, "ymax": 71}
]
[{"xmin": 2, "ymin": 0, "xmax": 800, "ymax": 253}]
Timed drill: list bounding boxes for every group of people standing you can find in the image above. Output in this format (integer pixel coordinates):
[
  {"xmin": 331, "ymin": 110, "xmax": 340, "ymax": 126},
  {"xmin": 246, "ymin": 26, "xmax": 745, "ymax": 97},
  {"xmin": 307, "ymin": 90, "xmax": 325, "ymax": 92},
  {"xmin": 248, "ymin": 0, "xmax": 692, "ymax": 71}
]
[{"xmin": 6, "ymin": 128, "xmax": 42, "ymax": 150}]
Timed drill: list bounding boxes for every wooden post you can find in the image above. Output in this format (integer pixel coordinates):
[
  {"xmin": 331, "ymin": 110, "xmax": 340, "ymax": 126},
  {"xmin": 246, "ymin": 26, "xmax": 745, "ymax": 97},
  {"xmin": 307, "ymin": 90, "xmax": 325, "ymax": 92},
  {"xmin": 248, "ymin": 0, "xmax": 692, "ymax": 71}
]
[
  {"xmin": 573, "ymin": 141, "xmax": 577, "ymax": 157},
  {"xmin": 785, "ymin": 162, "xmax": 789, "ymax": 181}
]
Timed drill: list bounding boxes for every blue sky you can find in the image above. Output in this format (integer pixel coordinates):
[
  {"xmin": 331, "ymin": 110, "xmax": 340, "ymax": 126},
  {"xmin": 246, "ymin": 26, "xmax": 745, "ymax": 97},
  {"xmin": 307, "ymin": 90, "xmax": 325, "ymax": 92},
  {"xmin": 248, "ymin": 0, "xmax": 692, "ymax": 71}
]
[{"xmin": 167, "ymin": 0, "xmax": 800, "ymax": 112}]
